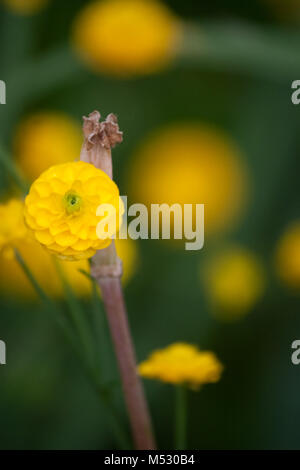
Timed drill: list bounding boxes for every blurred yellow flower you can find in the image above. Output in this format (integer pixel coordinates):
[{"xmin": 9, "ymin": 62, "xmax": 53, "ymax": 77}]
[
  {"xmin": 264, "ymin": 0, "xmax": 300, "ymax": 22},
  {"xmin": 25, "ymin": 161, "xmax": 123, "ymax": 261},
  {"xmin": 72, "ymin": 0, "xmax": 181, "ymax": 76},
  {"xmin": 129, "ymin": 124, "xmax": 248, "ymax": 238},
  {"xmin": 139, "ymin": 343, "xmax": 223, "ymax": 388},
  {"xmin": 275, "ymin": 221, "xmax": 300, "ymax": 289},
  {"xmin": 0, "ymin": 240, "xmax": 91, "ymax": 299},
  {"xmin": 2, "ymin": 0, "xmax": 48, "ymax": 15},
  {"xmin": 115, "ymin": 238, "xmax": 138, "ymax": 285},
  {"xmin": 0, "ymin": 198, "xmax": 29, "ymax": 259},
  {"xmin": 0, "ymin": 198, "xmax": 91, "ymax": 299},
  {"xmin": 204, "ymin": 247, "xmax": 265, "ymax": 319},
  {"xmin": 58, "ymin": 258, "xmax": 92, "ymax": 297},
  {"xmin": 0, "ymin": 240, "xmax": 55, "ymax": 299},
  {"xmin": 14, "ymin": 112, "xmax": 82, "ymax": 181},
  {"xmin": 0, "ymin": 240, "xmax": 91, "ymax": 300}
]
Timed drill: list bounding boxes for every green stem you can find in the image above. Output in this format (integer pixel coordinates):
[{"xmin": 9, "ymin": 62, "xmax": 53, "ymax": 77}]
[
  {"xmin": 79, "ymin": 268, "xmax": 130, "ymax": 449},
  {"xmin": 16, "ymin": 250, "xmax": 130, "ymax": 449},
  {"xmin": 89, "ymin": 270, "xmax": 113, "ymax": 374},
  {"xmin": 53, "ymin": 258, "xmax": 96, "ymax": 372},
  {"xmin": 98, "ymin": 388, "xmax": 131, "ymax": 450},
  {"xmin": 175, "ymin": 385, "xmax": 187, "ymax": 450},
  {"xmin": 15, "ymin": 250, "xmax": 75, "ymax": 345},
  {"xmin": 0, "ymin": 144, "xmax": 28, "ymax": 193},
  {"xmin": 91, "ymin": 278, "xmax": 105, "ymax": 370}
]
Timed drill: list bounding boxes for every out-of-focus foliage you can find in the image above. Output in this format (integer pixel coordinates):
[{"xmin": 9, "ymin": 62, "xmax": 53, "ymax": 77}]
[{"xmin": 2, "ymin": 0, "xmax": 48, "ymax": 16}]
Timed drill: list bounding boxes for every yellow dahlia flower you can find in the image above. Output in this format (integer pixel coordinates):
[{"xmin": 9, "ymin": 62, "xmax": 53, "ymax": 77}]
[
  {"xmin": 129, "ymin": 124, "xmax": 248, "ymax": 237},
  {"xmin": 139, "ymin": 343, "xmax": 223, "ymax": 389},
  {"xmin": 14, "ymin": 112, "xmax": 82, "ymax": 182},
  {"xmin": 204, "ymin": 247, "xmax": 265, "ymax": 319},
  {"xmin": 2, "ymin": 0, "xmax": 49, "ymax": 15},
  {"xmin": 0, "ymin": 198, "xmax": 30, "ymax": 259},
  {"xmin": 72, "ymin": 0, "xmax": 181, "ymax": 76},
  {"xmin": 24, "ymin": 161, "xmax": 123, "ymax": 261},
  {"xmin": 275, "ymin": 221, "xmax": 300, "ymax": 289}
]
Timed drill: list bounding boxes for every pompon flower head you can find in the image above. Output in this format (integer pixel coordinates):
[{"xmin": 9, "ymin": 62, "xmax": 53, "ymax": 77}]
[
  {"xmin": 2, "ymin": 0, "xmax": 49, "ymax": 15},
  {"xmin": 72, "ymin": 0, "xmax": 182, "ymax": 77},
  {"xmin": 14, "ymin": 112, "xmax": 82, "ymax": 181},
  {"xmin": 139, "ymin": 343, "xmax": 223, "ymax": 389},
  {"xmin": 24, "ymin": 161, "xmax": 124, "ymax": 261},
  {"xmin": 0, "ymin": 199, "xmax": 30, "ymax": 259},
  {"xmin": 275, "ymin": 221, "xmax": 300, "ymax": 289}
]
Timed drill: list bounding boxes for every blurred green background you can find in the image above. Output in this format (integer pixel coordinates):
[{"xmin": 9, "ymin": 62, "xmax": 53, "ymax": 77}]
[{"xmin": 0, "ymin": 0, "xmax": 300, "ymax": 450}]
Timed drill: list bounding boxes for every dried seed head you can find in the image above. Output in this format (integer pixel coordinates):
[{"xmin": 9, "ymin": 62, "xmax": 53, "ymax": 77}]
[
  {"xmin": 80, "ymin": 110, "xmax": 123, "ymax": 178},
  {"xmin": 83, "ymin": 110, "xmax": 123, "ymax": 150}
]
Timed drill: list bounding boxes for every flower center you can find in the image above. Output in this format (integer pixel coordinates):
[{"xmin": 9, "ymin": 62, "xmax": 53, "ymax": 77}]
[{"xmin": 63, "ymin": 191, "xmax": 82, "ymax": 215}]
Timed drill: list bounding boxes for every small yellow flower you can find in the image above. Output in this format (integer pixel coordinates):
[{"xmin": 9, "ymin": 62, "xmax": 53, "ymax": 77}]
[
  {"xmin": 275, "ymin": 221, "xmax": 300, "ymax": 289},
  {"xmin": 14, "ymin": 112, "xmax": 82, "ymax": 182},
  {"xmin": 24, "ymin": 161, "xmax": 123, "ymax": 261},
  {"xmin": 2, "ymin": 0, "xmax": 48, "ymax": 15},
  {"xmin": 72, "ymin": 0, "xmax": 181, "ymax": 76},
  {"xmin": 0, "ymin": 198, "xmax": 29, "ymax": 259},
  {"xmin": 129, "ymin": 124, "xmax": 248, "ymax": 237},
  {"xmin": 139, "ymin": 343, "xmax": 223, "ymax": 388},
  {"xmin": 204, "ymin": 247, "xmax": 265, "ymax": 319}
]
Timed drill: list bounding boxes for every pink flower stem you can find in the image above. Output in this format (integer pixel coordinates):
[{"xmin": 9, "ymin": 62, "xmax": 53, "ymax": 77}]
[
  {"xmin": 80, "ymin": 110, "xmax": 156, "ymax": 450},
  {"xmin": 98, "ymin": 273, "xmax": 156, "ymax": 450}
]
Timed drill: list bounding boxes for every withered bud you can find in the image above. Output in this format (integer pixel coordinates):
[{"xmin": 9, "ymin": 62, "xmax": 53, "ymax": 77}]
[
  {"xmin": 83, "ymin": 110, "xmax": 123, "ymax": 150},
  {"xmin": 80, "ymin": 110, "xmax": 123, "ymax": 179}
]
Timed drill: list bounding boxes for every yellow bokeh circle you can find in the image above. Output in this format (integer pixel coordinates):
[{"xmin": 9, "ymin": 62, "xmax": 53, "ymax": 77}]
[
  {"xmin": 72, "ymin": 0, "xmax": 182, "ymax": 76},
  {"xmin": 275, "ymin": 221, "xmax": 300, "ymax": 289},
  {"xmin": 129, "ymin": 124, "xmax": 249, "ymax": 238},
  {"xmin": 14, "ymin": 112, "xmax": 82, "ymax": 182},
  {"xmin": 203, "ymin": 246, "xmax": 266, "ymax": 319}
]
